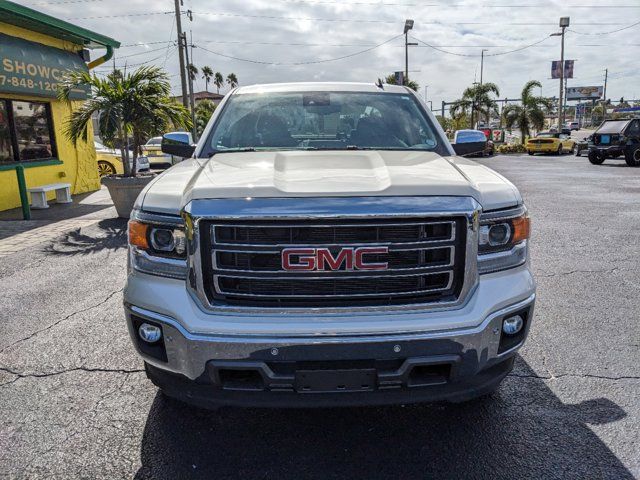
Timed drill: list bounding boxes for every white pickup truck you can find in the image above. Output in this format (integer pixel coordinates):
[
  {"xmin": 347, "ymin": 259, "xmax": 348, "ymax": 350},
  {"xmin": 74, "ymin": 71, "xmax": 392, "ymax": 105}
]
[{"xmin": 124, "ymin": 82, "xmax": 535, "ymax": 408}]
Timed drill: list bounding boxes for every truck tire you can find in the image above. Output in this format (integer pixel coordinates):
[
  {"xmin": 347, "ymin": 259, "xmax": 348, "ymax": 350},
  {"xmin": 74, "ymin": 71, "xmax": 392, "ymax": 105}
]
[
  {"xmin": 557, "ymin": 145, "xmax": 563, "ymax": 155},
  {"xmin": 625, "ymin": 145, "xmax": 640, "ymax": 167},
  {"xmin": 588, "ymin": 150, "xmax": 605, "ymax": 165},
  {"xmin": 573, "ymin": 144, "xmax": 579, "ymax": 156}
]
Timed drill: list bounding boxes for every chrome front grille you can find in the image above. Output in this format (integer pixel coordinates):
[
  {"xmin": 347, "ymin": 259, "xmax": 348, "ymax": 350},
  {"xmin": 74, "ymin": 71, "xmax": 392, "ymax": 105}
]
[{"xmin": 203, "ymin": 218, "xmax": 466, "ymax": 308}]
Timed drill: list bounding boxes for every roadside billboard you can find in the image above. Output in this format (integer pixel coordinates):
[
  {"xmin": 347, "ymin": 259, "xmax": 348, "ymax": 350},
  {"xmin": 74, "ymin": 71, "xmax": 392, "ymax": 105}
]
[{"xmin": 566, "ymin": 86, "xmax": 603, "ymax": 100}]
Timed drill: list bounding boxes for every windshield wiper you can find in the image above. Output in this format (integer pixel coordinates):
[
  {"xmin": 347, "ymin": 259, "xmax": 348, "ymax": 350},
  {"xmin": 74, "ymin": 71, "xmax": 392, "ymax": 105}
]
[{"xmin": 207, "ymin": 147, "xmax": 257, "ymax": 157}]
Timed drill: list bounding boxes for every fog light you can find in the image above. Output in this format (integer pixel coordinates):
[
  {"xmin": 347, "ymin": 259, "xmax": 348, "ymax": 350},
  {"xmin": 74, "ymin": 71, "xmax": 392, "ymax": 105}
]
[
  {"xmin": 502, "ymin": 315, "xmax": 524, "ymax": 335},
  {"xmin": 138, "ymin": 323, "xmax": 162, "ymax": 343}
]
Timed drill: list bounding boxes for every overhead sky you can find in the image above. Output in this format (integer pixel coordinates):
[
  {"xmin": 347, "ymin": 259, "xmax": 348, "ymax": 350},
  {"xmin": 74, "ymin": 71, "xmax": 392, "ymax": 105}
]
[{"xmin": 19, "ymin": 0, "xmax": 640, "ymax": 111}]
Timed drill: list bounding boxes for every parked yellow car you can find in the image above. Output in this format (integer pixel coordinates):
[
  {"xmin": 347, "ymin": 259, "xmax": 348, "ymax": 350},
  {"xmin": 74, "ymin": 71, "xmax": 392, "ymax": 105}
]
[
  {"xmin": 95, "ymin": 141, "xmax": 150, "ymax": 176},
  {"xmin": 527, "ymin": 132, "xmax": 576, "ymax": 156}
]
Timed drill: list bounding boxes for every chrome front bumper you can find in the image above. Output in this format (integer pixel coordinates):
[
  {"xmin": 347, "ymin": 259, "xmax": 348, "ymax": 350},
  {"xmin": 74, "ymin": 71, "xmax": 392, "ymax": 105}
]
[{"xmin": 125, "ymin": 292, "xmax": 535, "ymax": 382}]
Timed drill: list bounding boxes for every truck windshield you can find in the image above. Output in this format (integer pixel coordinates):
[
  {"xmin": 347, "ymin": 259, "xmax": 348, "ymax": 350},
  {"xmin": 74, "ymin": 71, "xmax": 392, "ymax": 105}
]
[{"xmin": 203, "ymin": 91, "xmax": 444, "ymax": 156}]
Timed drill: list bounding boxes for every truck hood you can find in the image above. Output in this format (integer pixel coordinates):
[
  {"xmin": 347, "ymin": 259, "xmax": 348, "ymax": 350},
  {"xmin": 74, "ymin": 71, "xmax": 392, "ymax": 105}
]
[{"xmin": 136, "ymin": 150, "xmax": 521, "ymax": 214}]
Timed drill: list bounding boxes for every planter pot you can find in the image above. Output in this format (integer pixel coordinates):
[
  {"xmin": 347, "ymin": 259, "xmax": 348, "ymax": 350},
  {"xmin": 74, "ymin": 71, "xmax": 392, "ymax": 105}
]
[{"xmin": 102, "ymin": 174, "xmax": 156, "ymax": 218}]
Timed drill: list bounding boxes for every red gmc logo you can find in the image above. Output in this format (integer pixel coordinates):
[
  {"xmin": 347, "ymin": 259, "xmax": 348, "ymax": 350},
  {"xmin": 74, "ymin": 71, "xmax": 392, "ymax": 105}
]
[{"xmin": 281, "ymin": 247, "xmax": 389, "ymax": 271}]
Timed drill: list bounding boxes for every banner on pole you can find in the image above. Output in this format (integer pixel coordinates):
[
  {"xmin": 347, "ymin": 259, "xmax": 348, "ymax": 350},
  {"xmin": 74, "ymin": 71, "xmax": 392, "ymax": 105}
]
[{"xmin": 551, "ymin": 60, "xmax": 574, "ymax": 79}]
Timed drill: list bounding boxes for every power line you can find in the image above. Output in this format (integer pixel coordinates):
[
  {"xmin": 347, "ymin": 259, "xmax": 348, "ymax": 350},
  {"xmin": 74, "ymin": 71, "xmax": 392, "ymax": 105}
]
[
  {"xmin": 410, "ymin": 34, "xmax": 552, "ymax": 57},
  {"xmin": 195, "ymin": 34, "xmax": 402, "ymax": 65},
  {"xmin": 93, "ymin": 51, "xmax": 173, "ymax": 69},
  {"xmin": 68, "ymin": 11, "xmax": 171, "ymax": 19},
  {"xmin": 568, "ymin": 19, "xmax": 640, "ymax": 35},
  {"xmin": 65, "ymin": 9, "xmax": 636, "ymax": 27},
  {"xmin": 120, "ymin": 40, "xmax": 176, "ymax": 48},
  {"xmin": 268, "ymin": 0, "xmax": 640, "ymax": 7},
  {"xmin": 190, "ymin": 11, "xmax": 634, "ymax": 26},
  {"xmin": 29, "ymin": 0, "xmax": 103, "ymax": 4},
  {"xmin": 114, "ymin": 45, "xmax": 176, "ymax": 59}
]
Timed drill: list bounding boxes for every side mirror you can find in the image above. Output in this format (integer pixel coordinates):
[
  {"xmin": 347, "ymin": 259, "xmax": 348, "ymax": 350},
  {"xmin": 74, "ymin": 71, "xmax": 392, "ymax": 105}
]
[
  {"xmin": 161, "ymin": 132, "xmax": 196, "ymax": 158},
  {"xmin": 452, "ymin": 141, "xmax": 486, "ymax": 157}
]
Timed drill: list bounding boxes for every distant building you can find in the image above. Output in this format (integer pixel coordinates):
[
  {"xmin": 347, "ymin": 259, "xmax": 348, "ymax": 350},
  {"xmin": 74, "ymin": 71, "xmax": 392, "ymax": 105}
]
[{"xmin": 173, "ymin": 91, "xmax": 224, "ymax": 106}]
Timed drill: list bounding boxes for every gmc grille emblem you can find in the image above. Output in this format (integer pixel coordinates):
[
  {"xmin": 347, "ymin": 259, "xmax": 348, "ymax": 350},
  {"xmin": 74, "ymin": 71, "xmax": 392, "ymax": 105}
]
[{"xmin": 281, "ymin": 247, "xmax": 389, "ymax": 271}]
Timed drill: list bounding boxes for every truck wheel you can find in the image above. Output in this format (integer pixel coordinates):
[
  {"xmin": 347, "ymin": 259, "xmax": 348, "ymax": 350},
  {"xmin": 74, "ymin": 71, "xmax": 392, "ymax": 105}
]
[
  {"xmin": 556, "ymin": 145, "xmax": 563, "ymax": 155},
  {"xmin": 588, "ymin": 151, "xmax": 605, "ymax": 165},
  {"xmin": 625, "ymin": 146, "xmax": 640, "ymax": 167},
  {"xmin": 573, "ymin": 145, "xmax": 579, "ymax": 156},
  {"xmin": 527, "ymin": 151, "xmax": 534, "ymax": 156}
]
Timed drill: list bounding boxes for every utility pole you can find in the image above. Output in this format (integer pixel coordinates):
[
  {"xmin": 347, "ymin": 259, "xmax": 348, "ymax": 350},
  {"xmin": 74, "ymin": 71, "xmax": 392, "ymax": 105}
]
[
  {"xmin": 173, "ymin": 0, "xmax": 188, "ymax": 109},
  {"xmin": 556, "ymin": 17, "xmax": 570, "ymax": 128},
  {"xmin": 480, "ymin": 49, "xmax": 488, "ymax": 85},
  {"xmin": 182, "ymin": 32, "xmax": 197, "ymax": 141},
  {"xmin": 602, "ymin": 68, "xmax": 608, "ymax": 121},
  {"xmin": 403, "ymin": 19, "xmax": 417, "ymax": 86}
]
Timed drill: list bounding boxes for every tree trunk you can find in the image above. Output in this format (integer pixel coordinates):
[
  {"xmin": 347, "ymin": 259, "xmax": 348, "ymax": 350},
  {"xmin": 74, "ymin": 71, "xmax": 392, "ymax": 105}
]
[
  {"xmin": 122, "ymin": 131, "xmax": 131, "ymax": 177},
  {"xmin": 132, "ymin": 139, "xmax": 138, "ymax": 177}
]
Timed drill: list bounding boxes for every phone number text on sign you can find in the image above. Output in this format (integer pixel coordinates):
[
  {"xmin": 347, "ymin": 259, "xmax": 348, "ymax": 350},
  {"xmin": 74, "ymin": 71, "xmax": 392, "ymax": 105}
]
[{"xmin": 0, "ymin": 75, "xmax": 59, "ymax": 93}]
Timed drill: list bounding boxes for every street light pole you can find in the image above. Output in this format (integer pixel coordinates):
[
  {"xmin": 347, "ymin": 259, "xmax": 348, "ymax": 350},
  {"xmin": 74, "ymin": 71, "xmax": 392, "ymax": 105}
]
[
  {"xmin": 403, "ymin": 19, "xmax": 416, "ymax": 86},
  {"xmin": 480, "ymin": 49, "xmax": 488, "ymax": 85},
  {"xmin": 182, "ymin": 33, "xmax": 197, "ymax": 141},
  {"xmin": 557, "ymin": 17, "xmax": 570, "ymax": 128},
  {"xmin": 602, "ymin": 67, "xmax": 608, "ymax": 121},
  {"xmin": 173, "ymin": 0, "xmax": 188, "ymax": 108}
]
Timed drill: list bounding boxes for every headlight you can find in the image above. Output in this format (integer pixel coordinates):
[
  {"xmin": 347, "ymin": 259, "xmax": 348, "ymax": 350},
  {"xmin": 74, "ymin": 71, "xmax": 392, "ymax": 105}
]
[
  {"xmin": 128, "ymin": 217, "xmax": 188, "ymax": 279},
  {"xmin": 477, "ymin": 207, "xmax": 530, "ymax": 274}
]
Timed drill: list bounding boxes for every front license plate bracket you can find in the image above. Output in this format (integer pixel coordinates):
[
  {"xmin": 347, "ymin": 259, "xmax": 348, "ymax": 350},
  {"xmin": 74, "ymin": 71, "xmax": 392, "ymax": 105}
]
[{"xmin": 295, "ymin": 369, "xmax": 376, "ymax": 393}]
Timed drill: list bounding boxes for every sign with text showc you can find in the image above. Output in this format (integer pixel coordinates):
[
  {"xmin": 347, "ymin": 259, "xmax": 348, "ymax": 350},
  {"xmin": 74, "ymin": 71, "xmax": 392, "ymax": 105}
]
[{"xmin": 0, "ymin": 33, "xmax": 89, "ymax": 100}]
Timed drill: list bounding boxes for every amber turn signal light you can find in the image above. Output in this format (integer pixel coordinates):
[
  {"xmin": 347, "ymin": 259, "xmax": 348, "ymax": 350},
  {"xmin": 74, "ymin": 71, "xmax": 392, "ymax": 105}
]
[
  {"xmin": 128, "ymin": 220, "xmax": 149, "ymax": 249},
  {"xmin": 511, "ymin": 215, "xmax": 530, "ymax": 244}
]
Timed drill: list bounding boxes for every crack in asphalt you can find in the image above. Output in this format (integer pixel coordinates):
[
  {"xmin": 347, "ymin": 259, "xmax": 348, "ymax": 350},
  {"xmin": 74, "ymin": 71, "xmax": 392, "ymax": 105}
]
[
  {"xmin": 0, "ymin": 288, "xmax": 124, "ymax": 355},
  {"xmin": 537, "ymin": 267, "xmax": 620, "ymax": 278},
  {"xmin": 1, "ymin": 365, "xmax": 638, "ymax": 388},
  {"xmin": 508, "ymin": 372, "xmax": 640, "ymax": 381},
  {"xmin": 0, "ymin": 366, "xmax": 145, "ymax": 388}
]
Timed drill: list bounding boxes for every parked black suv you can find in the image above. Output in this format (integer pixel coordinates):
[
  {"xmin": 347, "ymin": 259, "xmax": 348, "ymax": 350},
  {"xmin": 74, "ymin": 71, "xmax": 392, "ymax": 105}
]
[{"xmin": 588, "ymin": 118, "xmax": 640, "ymax": 166}]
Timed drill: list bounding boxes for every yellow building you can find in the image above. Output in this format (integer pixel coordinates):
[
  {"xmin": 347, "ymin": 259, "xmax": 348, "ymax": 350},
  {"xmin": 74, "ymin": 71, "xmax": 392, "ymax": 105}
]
[{"xmin": 0, "ymin": 0, "xmax": 119, "ymax": 212}]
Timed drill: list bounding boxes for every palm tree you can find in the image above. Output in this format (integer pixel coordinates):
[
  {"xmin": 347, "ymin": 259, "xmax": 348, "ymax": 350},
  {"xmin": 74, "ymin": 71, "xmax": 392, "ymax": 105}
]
[
  {"xmin": 58, "ymin": 66, "xmax": 191, "ymax": 177},
  {"xmin": 453, "ymin": 82, "xmax": 500, "ymax": 128},
  {"xmin": 195, "ymin": 99, "xmax": 217, "ymax": 136},
  {"xmin": 214, "ymin": 72, "xmax": 224, "ymax": 93},
  {"xmin": 502, "ymin": 80, "xmax": 554, "ymax": 144},
  {"xmin": 187, "ymin": 64, "xmax": 198, "ymax": 82},
  {"xmin": 201, "ymin": 66, "xmax": 213, "ymax": 92},
  {"xmin": 226, "ymin": 73, "xmax": 238, "ymax": 88},
  {"xmin": 384, "ymin": 74, "xmax": 419, "ymax": 92},
  {"xmin": 449, "ymin": 100, "xmax": 471, "ymax": 121}
]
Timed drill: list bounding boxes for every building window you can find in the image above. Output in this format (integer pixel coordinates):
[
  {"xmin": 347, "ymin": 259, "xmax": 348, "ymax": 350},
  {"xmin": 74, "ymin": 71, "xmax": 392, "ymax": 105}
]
[
  {"xmin": 0, "ymin": 101, "xmax": 13, "ymax": 163},
  {"xmin": 0, "ymin": 99, "xmax": 57, "ymax": 164}
]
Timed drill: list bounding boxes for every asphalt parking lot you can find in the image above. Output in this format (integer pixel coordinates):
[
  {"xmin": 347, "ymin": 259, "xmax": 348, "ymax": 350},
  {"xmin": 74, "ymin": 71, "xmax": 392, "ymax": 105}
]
[{"xmin": 1, "ymin": 153, "xmax": 639, "ymax": 479}]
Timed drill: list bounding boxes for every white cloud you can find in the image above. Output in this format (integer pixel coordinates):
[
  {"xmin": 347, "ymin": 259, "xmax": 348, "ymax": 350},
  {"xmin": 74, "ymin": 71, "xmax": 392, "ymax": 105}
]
[{"xmin": 23, "ymin": 0, "xmax": 640, "ymax": 105}]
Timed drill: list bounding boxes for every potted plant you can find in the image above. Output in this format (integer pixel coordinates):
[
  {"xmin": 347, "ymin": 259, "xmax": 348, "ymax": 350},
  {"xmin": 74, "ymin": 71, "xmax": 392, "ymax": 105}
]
[{"xmin": 58, "ymin": 66, "xmax": 192, "ymax": 218}]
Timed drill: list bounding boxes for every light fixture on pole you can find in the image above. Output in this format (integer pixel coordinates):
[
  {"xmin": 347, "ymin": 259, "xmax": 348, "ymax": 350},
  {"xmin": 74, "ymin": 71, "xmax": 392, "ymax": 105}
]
[
  {"xmin": 404, "ymin": 19, "xmax": 417, "ymax": 86},
  {"xmin": 551, "ymin": 16, "xmax": 570, "ymax": 128}
]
